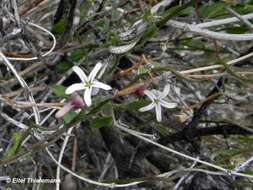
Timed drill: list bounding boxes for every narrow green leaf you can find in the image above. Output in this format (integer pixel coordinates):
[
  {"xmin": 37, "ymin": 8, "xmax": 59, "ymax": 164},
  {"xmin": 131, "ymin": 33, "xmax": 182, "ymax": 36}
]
[
  {"xmin": 224, "ymin": 25, "xmax": 249, "ymax": 34},
  {"xmin": 158, "ymin": 1, "xmax": 194, "ymax": 27},
  {"xmin": 4, "ymin": 132, "xmax": 22, "ymax": 158},
  {"xmin": 143, "ymin": 9, "xmax": 152, "ymax": 21},
  {"xmin": 70, "ymin": 49, "xmax": 86, "ymax": 62},
  {"xmin": 52, "ymin": 18, "xmax": 66, "ymax": 34},
  {"xmin": 200, "ymin": 2, "xmax": 226, "ymax": 18},
  {"xmin": 90, "ymin": 116, "xmax": 113, "ymax": 129},
  {"xmin": 96, "ymin": 17, "xmax": 110, "ymax": 32},
  {"xmin": 57, "ymin": 61, "xmax": 73, "ymax": 74},
  {"xmin": 121, "ymin": 99, "xmax": 148, "ymax": 110},
  {"xmin": 50, "ymin": 85, "xmax": 68, "ymax": 99},
  {"xmin": 141, "ymin": 24, "xmax": 158, "ymax": 43},
  {"xmin": 63, "ymin": 111, "xmax": 78, "ymax": 124}
]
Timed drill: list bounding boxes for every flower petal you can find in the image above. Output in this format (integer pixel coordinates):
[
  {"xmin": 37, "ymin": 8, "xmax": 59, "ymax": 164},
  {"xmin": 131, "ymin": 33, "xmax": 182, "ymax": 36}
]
[
  {"xmin": 73, "ymin": 66, "xmax": 88, "ymax": 82},
  {"xmin": 160, "ymin": 84, "xmax": 170, "ymax": 99},
  {"xmin": 91, "ymin": 87, "xmax": 100, "ymax": 96},
  {"xmin": 65, "ymin": 83, "xmax": 86, "ymax": 94},
  {"xmin": 139, "ymin": 103, "xmax": 155, "ymax": 112},
  {"xmin": 160, "ymin": 100, "xmax": 177, "ymax": 109},
  {"xmin": 88, "ymin": 62, "xmax": 102, "ymax": 81},
  {"xmin": 84, "ymin": 88, "xmax": 92, "ymax": 107},
  {"xmin": 93, "ymin": 81, "xmax": 112, "ymax": 90},
  {"xmin": 55, "ymin": 102, "xmax": 74, "ymax": 118},
  {"xmin": 155, "ymin": 104, "xmax": 162, "ymax": 122},
  {"xmin": 143, "ymin": 90, "xmax": 156, "ymax": 101}
]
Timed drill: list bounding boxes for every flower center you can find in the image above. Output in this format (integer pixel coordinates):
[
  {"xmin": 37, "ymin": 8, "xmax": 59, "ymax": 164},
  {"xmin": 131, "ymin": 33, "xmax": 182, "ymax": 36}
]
[
  {"xmin": 84, "ymin": 80, "xmax": 92, "ymax": 88},
  {"xmin": 154, "ymin": 98, "xmax": 160, "ymax": 104}
]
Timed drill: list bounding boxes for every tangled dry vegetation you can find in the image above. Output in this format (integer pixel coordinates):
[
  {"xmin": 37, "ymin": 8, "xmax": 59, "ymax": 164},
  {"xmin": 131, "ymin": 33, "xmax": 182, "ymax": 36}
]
[{"xmin": 0, "ymin": 0, "xmax": 253, "ymax": 189}]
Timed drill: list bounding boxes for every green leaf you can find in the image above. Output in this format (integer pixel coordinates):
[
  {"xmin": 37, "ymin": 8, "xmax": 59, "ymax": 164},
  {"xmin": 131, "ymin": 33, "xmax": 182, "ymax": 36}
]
[
  {"xmin": 143, "ymin": 9, "xmax": 152, "ymax": 21},
  {"xmin": 156, "ymin": 124, "xmax": 171, "ymax": 136},
  {"xmin": 52, "ymin": 18, "xmax": 66, "ymax": 34},
  {"xmin": 138, "ymin": 65, "xmax": 148, "ymax": 74},
  {"xmin": 79, "ymin": 1, "xmax": 91, "ymax": 19},
  {"xmin": 240, "ymin": 4, "xmax": 253, "ymax": 13},
  {"xmin": 109, "ymin": 32, "xmax": 121, "ymax": 45},
  {"xmin": 56, "ymin": 60, "xmax": 73, "ymax": 74},
  {"xmin": 182, "ymin": 38, "xmax": 206, "ymax": 49},
  {"xmin": 122, "ymin": 99, "xmax": 148, "ymax": 110},
  {"xmin": 88, "ymin": 98, "xmax": 112, "ymax": 115},
  {"xmin": 70, "ymin": 49, "xmax": 86, "ymax": 62},
  {"xmin": 224, "ymin": 25, "xmax": 249, "ymax": 34},
  {"xmin": 200, "ymin": 2, "xmax": 226, "ymax": 18},
  {"xmin": 141, "ymin": 24, "xmax": 158, "ymax": 43},
  {"xmin": 63, "ymin": 111, "xmax": 78, "ymax": 124},
  {"xmin": 111, "ymin": 9, "xmax": 122, "ymax": 21},
  {"xmin": 4, "ymin": 132, "xmax": 22, "ymax": 158},
  {"xmin": 214, "ymin": 148, "xmax": 241, "ymax": 158},
  {"xmin": 50, "ymin": 85, "xmax": 68, "ymax": 99},
  {"xmin": 96, "ymin": 17, "xmax": 110, "ymax": 32},
  {"xmin": 90, "ymin": 116, "xmax": 113, "ymax": 129},
  {"xmin": 157, "ymin": 1, "xmax": 194, "ymax": 27}
]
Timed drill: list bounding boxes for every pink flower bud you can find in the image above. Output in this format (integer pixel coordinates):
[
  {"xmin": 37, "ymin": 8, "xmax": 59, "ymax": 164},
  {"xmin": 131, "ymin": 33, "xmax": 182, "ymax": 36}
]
[
  {"xmin": 70, "ymin": 93, "xmax": 85, "ymax": 108},
  {"xmin": 135, "ymin": 85, "xmax": 147, "ymax": 96},
  {"xmin": 55, "ymin": 102, "xmax": 74, "ymax": 118},
  {"xmin": 55, "ymin": 93, "xmax": 85, "ymax": 118}
]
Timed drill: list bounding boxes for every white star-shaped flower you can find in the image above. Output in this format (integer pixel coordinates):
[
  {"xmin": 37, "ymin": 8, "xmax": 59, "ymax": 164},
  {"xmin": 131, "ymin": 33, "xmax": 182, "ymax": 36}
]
[
  {"xmin": 139, "ymin": 85, "xmax": 177, "ymax": 122},
  {"xmin": 65, "ymin": 63, "xmax": 112, "ymax": 107}
]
